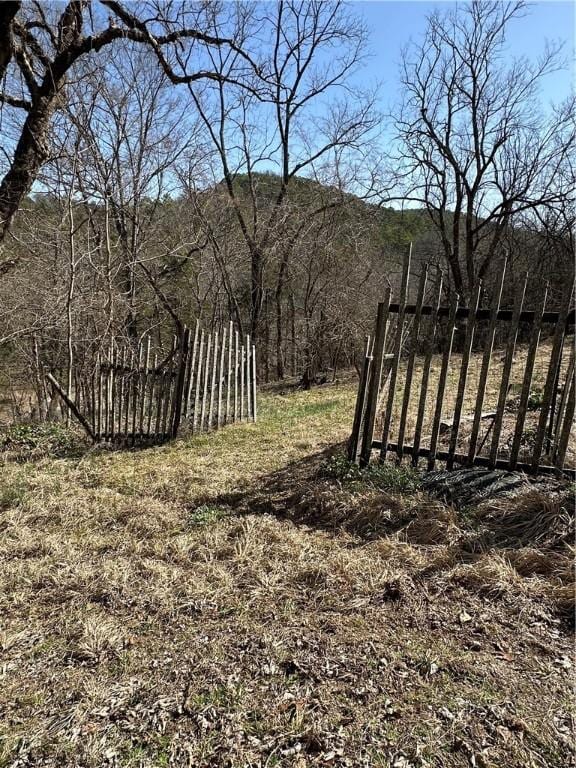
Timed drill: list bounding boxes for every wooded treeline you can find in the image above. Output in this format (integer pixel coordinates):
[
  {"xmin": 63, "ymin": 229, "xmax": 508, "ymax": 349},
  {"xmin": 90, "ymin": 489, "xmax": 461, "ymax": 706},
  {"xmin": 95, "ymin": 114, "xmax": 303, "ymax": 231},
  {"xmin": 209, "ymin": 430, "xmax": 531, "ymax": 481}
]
[{"xmin": 0, "ymin": 1, "xmax": 573, "ymax": 421}]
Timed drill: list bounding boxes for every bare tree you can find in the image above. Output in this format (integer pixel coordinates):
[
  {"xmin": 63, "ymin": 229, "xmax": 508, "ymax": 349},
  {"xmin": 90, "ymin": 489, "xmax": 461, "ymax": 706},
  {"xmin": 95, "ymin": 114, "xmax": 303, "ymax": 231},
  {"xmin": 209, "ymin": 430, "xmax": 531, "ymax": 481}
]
[
  {"xmin": 390, "ymin": 0, "xmax": 575, "ymax": 296},
  {"xmin": 0, "ymin": 0, "xmax": 261, "ymax": 255}
]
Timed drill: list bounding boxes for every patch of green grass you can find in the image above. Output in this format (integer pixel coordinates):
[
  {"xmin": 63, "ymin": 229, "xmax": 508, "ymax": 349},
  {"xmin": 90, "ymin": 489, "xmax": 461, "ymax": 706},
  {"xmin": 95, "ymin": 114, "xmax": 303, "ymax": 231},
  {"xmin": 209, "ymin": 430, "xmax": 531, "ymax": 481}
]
[
  {"xmin": 322, "ymin": 453, "xmax": 421, "ymax": 492},
  {"xmin": 0, "ymin": 422, "xmax": 81, "ymax": 457},
  {"xmin": 187, "ymin": 504, "xmax": 230, "ymax": 526}
]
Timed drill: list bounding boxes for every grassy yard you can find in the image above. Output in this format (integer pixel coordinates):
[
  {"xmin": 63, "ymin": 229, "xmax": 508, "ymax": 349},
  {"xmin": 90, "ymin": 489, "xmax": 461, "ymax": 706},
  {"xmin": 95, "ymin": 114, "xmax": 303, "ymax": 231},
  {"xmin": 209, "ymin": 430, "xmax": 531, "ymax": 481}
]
[{"xmin": 0, "ymin": 382, "xmax": 573, "ymax": 767}]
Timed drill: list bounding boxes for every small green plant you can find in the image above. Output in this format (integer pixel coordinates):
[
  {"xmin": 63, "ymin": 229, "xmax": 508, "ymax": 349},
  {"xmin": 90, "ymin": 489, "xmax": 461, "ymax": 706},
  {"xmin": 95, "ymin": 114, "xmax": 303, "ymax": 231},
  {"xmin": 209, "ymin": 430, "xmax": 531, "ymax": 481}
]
[
  {"xmin": 322, "ymin": 453, "xmax": 421, "ymax": 492},
  {"xmin": 322, "ymin": 454, "xmax": 363, "ymax": 481},
  {"xmin": 366, "ymin": 462, "xmax": 421, "ymax": 493},
  {"xmin": 187, "ymin": 504, "xmax": 230, "ymax": 526},
  {"xmin": 0, "ymin": 422, "xmax": 79, "ymax": 457},
  {"xmin": 527, "ymin": 388, "xmax": 544, "ymax": 411}
]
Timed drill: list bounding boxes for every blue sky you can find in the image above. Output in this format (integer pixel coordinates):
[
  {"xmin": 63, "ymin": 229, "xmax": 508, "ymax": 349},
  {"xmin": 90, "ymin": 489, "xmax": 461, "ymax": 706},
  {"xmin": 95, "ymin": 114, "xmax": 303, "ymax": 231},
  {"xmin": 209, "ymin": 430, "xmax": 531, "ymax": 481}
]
[{"xmin": 353, "ymin": 0, "xmax": 574, "ymax": 108}]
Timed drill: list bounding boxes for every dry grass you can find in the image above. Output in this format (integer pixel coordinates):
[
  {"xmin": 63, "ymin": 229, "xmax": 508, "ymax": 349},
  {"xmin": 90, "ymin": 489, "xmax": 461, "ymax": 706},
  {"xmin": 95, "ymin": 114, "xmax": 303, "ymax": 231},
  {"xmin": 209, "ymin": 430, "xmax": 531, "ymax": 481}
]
[{"xmin": 0, "ymin": 381, "xmax": 574, "ymax": 767}]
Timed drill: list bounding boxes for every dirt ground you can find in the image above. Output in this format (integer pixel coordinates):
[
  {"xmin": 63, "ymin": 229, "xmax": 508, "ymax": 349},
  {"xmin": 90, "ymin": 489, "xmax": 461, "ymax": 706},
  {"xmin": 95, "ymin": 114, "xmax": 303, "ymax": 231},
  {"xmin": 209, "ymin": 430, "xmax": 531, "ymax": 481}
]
[{"xmin": 0, "ymin": 382, "xmax": 574, "ymax": 767}]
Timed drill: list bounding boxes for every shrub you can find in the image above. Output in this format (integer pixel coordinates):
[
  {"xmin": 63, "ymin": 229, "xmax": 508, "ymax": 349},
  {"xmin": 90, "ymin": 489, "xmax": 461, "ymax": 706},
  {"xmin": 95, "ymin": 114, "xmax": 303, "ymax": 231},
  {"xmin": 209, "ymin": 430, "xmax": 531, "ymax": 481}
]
[{"xmin": 322, "ymin": 453, "xmax": 421, "ymax": 493}]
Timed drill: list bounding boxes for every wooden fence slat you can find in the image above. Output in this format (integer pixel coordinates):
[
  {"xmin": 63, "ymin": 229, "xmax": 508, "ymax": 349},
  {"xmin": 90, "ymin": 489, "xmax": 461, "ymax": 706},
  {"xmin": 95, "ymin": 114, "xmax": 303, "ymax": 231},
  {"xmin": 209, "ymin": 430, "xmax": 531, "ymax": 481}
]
[
  {"xmin": 46, "ymin": 372, "xmax": 96, "ymax": 441},
  {"xmin": 397, "ymin": 263, "xmax": 428, "ymax": 461},
  {"xmin": 124, "ymin": 350, "xmax": 133, "ymax": 440},
  {"xmin": 183, "ymin": 321, "xmax": 199, "ymax": 420},
  {"xmin": 217, "ymin": 327, "xmax": 227, "ymax": 428},
  {"xmin": 234, "ymin": 331, "xmax": 239, "ymax": 421},
  {"xmin": 467, "ymin": 262, "xmax": 507, "ymax": 464},
  {"xmin": 240, "ymin": 344, "xmax": 245, "ymax": 421},
  {"xmin": 131, "ymin": 343, "xmax": 143, "ymax": 446},
  {"xmin": 380, "ymin": 246, "xmax": 411, "ymax": 461},
  {"xmin": 360, "ymin": 288, "xmax": 391, "ymax": 467},
  {"xmin": 160, "ymin": 344, "xmax": 175, "ymax": 440},
  {"xmin": 193, "ymin": 330, "xmax": 205, "ymax": 434},
  {"xmin": 412, "ymin": 271, "xmax": 443, "ymax": 467},
  {"xmin": 447, "ymin": 281, "xmax": 483, "ymax": 469},
  {"xmin": 552, "ymin": 347, "xmax": 575, "ymax": 464},
  {"xmin": 246, "ymin": 335, "xmax": 252, "ymax": 421},
  {"xmin": 139, "ymin": 336, "xmax": 151, "ymax": 439},
  {"xmin": 348, "ymin": 335, "xmax": 372, "ymax": 462},
  {"xmin": 147, "ymin": 353, "xmax": 158, "ymax": 438},
  {"xmin": 208, "ymin": 331, "xmax": 219, "ymax": 430},
  {"xmin": 110, "ymin": 342, "xmax": 117, "ymax": 441},
  {"xmin": 428, "ymin": 292, "xmax": 459, "ymax": 470},
  {"xmin": 172, "ymin": 327, "xmax": 190, "ymax": 438},
  {"xmin": 488, "ymin": 274, "xmax": 528, "ymax": 468},
  {"xmin": 554, "ymin": 364, "xmax": 575, "ymax": 470},
  {"xmin": 226, "ymin": 320, "xmax": 233, "ymax": 423},
  {"xmin": 251, "ymin": 343, "xmax": 257, "ymax": 422},
  {"xmin": 200, "ymin": 333, "xmax": 212, "ymax": 431},
  {"xmin": 509, "ymin": 283, "xmax": 549, "ymax": 469},
  {"xmin": 531, "ymin": 281, "xmax": 575, "ymax": 469},
  {"xmin": 96, "ymin": 353, "xmax": 103, "ymax": 441}
]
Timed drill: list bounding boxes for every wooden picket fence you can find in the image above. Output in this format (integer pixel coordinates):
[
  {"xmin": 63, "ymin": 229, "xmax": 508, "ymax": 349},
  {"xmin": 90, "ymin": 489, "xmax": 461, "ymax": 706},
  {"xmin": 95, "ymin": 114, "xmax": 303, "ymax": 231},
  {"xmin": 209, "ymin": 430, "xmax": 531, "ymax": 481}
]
[
  {"xmin": 349, "ymin": 249, "xmax": 575, "ymax": 477},
  {"xmin": 47, "ymin": 321, "xmax": 257, "ymax": 446}
]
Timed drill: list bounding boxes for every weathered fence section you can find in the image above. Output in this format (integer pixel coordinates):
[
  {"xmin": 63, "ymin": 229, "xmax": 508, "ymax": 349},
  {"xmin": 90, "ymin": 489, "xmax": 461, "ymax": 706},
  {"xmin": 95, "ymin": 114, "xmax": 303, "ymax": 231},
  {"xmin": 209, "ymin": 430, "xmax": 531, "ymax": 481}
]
[
  {"xmin": 350, "ymin": 249, "xmax": 575, "ymax": 477},
  {"xmin": 48, "ymin": 321, "xmax": 257, "ymax": 446}
]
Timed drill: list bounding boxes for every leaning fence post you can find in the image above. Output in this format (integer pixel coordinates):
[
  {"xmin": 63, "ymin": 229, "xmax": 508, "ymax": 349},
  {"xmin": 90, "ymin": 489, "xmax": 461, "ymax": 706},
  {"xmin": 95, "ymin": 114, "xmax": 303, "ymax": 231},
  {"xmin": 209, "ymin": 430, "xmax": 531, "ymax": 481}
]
[
  {"xmin": 348, "ymin": 335, "xmax": 372, "ymax": 462},
  {"xmin": 360, "ymin": 288, "xmax": 391, "ymax": 467}
]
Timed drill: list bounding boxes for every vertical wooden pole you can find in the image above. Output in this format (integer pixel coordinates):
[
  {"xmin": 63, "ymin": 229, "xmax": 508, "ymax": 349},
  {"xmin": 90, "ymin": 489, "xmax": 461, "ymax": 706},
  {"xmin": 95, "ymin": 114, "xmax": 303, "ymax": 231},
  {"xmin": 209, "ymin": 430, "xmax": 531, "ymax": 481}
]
[
  {"xmin": 208, "ymin": 331, "xmax": 219, "ymax": 430},
  {"xmin": 428, "ymin": 292, "xmax": 459, "ymax": 470},
  {"xmin": 192, "ymin": 330, "xmax": 205, "ymax": 434},
  {"xmin": 245, "ymin": 334, "xmax": 252, "ymax": 421},
  {"xmin": 509, "ymin": 283, "xmax": 549, "ymax": 469},
  {"xmin": 138, "ymin": 336, "xmax": 151, "ymax": 440},
  {"xmin": 124, "ymin": 350, "xmax": 133, "ymax": 441},
  {"xmin": 360, "ymin": 288, "xmax": 391, "ymax": 467},
  {"xmin": 147, "ymin": 352, "xmax": 157, "ymax": 438},
  {"xmin": 380, "ymin": 246, "xmax": 412, "ymax": 461},
  {"xmin": 252, "ymin": 343, "xmax": 257, "ymax": 422},
  {"xmin": 531, "ymin": 281, "xmax": 575, "ymax": 469},
  {"xmin": 412, "ymin": 272, "xmax": 443, "ymax": 467},
  {"xmin": 447, "ymin": 281, "xmax": 483, "ymax": 469},
  {"xmin": 172, "ymin": 326, "xmax": 190, "ymax": 438},
  {"xmin": 489, "ymin": 275, "xmax": 528, "ymax": 468},
  {"xmin": 554, "ymin": 364, "xmax": 575, "ymax": 471},
  {"xmin": 226, "ymin": 320, "xmax": 233, "ymax": 423},
  {"xmin": 240, "ymin": 344, "xmax": 245, "ymax": 421},
  {"xmin": 348, "ymin": 335, "xmax": 372, "ymax": 462},
  {"xmin": 467, "ymin": 262, "xmax": 507, "ymax": 464},
  {"xmin": 200, "ymin": 333, "xmax": 212, "ymax": 432},
  {"xmin": 109, "ymin": 341, "xmax": 117, "ymax": 442},
  {"xmin": 183, "ymin": 321, "xmax": 199, "ymax": 420},
  {"xmin": 131, "ymin": 343, "xmax": 142, "ymax": 446},
  {"xmin": 217, "ymin": 327, "xmax": 227, "ymax": 428},
  {"xmin": 552, "ymin": 348, "xmax": 575, "ymax": 464},
  {"xmin": 397, "ymin": 263, "xmax": 428, "ymax": 461},
  {"xmin": 160, "ymin": 343, "xmax": 175, "ymax": 441},
  {"xmin": 96, "ymin": 352, "xmax": 103, "ymax": 441},
  {"xmin": 234, "ymin": 330, "xmax": 240, "ymax": 421}
]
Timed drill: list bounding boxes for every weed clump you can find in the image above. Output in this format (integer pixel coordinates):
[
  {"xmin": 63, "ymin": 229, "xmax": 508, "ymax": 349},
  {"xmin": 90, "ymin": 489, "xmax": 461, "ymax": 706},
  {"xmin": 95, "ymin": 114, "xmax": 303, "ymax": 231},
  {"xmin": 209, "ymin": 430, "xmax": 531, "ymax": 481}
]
[
  {"xmin": 0, "ymin": 422, "xmax": 81, "ymax": 458},
  {"xmin": 322, "ymin": 453, "xmax": 420, "ymax": 493}
]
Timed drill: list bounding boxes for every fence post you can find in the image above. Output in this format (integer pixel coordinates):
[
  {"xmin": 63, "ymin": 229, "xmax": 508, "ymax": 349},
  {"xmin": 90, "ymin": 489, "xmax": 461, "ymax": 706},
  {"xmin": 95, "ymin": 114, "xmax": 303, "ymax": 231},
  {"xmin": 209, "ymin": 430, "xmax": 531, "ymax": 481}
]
[
  {"xmin": 489, "ymin": 274, "xmax": 527, "ymax": 468},
  {"xmin": 172, "ymin": 326, "xmax": 190, "ymax": 438},
  {"xmin": 380, "ymin": 246, "xmax": 411, "ymax": 462},
  {"xmin": 531, "ymin": 281, "xmax": 575, "ymax": 469},
  {"xmin": 447, "ymin": 281, "xmax": 483, "ymax": 469},
  {"xmin": 348, "ymin": 335, "xmax": 372, "ymax": 463},
  {"xmin": 360, "ymin": 288, "xmax": 391, "ymax": 467},
  {"xmin": 252, "ymin": 343, "xmax": 257, "ymax": 422},
  {"xmin": 467, "ymin": 261, "xmax": 506, "ymax": 464}
]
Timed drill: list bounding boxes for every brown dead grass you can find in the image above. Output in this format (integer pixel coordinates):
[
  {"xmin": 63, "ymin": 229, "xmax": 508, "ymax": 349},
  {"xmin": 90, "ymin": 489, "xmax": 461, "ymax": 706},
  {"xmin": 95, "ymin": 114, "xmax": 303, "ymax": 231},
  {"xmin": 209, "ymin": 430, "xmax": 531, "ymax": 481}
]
[{"xmin": 0, "ymin": 382, "xmax": 574, "ymax": 767}]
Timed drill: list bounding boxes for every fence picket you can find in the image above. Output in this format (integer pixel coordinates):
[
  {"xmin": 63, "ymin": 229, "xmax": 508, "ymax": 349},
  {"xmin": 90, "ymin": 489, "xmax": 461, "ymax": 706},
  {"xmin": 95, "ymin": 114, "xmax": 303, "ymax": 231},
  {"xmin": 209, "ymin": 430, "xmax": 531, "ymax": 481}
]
[
  {"xmin": 531, "ymin": 281, "xmax": 575, "ymax": 469},
  {"xmin": 509, "ymin": 283, "xmax": 549, "ymax": 469},
  {"xmin": 348, "ymin": 335, "xmax": 372, "ymax": 462},
  {"xmin": 428, "ymin": 292, "xmax": 459, "ymax": 470},
  {"xmin": 489, "ymin": 274, "xmax": 528, "ymax": 468},
  {"xmin": 397, "ymin": 263, "xmax": 428, "ymax": 461},
  {"xmin": 252, "ymin": 344, "xmax": 257, "ymax": 422},
  {"xmin": 226, "ymin": 320, "xmax": 233, "ymax": 423},
  {"xmin": 412, "ymin": 272, "xmax": 443, "ymax": 467},
  {"xmin": 360, "ymin": 288, "xmax": 391, "ymax": 467},
  {"xmin": 217, "ymin": 327, "xmax": 227, "ymax": 428},
  {"xmin": 380, "ymin": 247, "xmax": 411, "ymax": 461},
  {"xmin": 193, "ymin": 330, "xmax": 205, "ymax": 434},
  {"xmin": 467, "ymin": 262, "xmax": 507, "ymax": 464},
  {"xmin": 447, "ymin": 281, "xmax": 483, "ymax": 469},
  {"xmin": 201, "ymin": 333, "xmax": 212, "ymax": 431}
]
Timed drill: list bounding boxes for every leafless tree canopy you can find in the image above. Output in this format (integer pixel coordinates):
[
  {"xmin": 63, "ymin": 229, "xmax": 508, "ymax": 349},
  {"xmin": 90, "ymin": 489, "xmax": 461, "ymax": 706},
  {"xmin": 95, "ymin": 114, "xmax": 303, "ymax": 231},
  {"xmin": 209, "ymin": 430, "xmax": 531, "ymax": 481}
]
[{"xmin": 0, "ymin": 0, "xmax": 573, "ymax": 420}]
